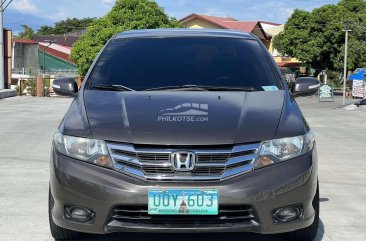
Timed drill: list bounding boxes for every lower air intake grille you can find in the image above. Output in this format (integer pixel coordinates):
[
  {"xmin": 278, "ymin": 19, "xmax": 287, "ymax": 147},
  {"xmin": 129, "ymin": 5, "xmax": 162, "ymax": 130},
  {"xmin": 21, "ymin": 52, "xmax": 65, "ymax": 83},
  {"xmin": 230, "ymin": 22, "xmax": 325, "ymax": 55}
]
[{"xmin": 109, "ymin": 205, "xmax": 257, "ymax": 225}]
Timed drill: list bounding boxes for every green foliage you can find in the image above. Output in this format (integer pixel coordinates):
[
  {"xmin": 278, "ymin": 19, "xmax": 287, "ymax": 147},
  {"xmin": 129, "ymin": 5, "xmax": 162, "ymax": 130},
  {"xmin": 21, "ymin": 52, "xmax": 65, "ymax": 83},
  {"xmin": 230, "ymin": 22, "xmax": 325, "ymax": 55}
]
[
  {"xmin": 70, "ymin": 0, "xmax": 181, "ymax": 76},
  {"xmin": 19, "ymin": 25, "xmax": 35, "ymax": 39},
  {"xmin": 326, "ymin": 70, "xmax": 343, "ymax": 88},
  {"xmin": 37, "ymin": 17, "xmax": 96, "ymax": 35},
  {"xmin": 273, "ymin": 0, "xmax": 366, "ymax": 75},
  {"xmin": 23, "ymin": 79, "xmax": 37, "ymax": 96}
]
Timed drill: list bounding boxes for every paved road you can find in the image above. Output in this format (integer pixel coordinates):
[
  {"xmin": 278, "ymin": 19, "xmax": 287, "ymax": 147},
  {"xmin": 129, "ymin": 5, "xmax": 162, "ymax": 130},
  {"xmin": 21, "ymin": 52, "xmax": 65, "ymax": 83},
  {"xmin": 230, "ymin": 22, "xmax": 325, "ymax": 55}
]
[{"xmin": 0, "ymin": 95, "xmax": 365, "ymax": 241}]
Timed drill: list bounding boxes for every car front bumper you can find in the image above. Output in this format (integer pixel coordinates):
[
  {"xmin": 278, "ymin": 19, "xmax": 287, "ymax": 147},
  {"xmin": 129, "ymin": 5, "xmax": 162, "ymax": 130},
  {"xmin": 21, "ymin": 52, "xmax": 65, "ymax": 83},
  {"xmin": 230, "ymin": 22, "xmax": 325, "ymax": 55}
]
[{"xmin": 50, "ymin": 146, "xmax": 318, "ymax": 234}]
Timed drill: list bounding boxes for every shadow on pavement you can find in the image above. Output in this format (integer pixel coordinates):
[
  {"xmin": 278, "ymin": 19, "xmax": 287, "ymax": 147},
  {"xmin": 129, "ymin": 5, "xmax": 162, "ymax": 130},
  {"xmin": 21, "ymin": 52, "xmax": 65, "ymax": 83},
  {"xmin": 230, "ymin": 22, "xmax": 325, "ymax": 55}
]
[
  {"xmin": 80, "ymin": 232, "xmax": 284, "ymax": 241},
  {"xmin": 72, "ymin": 219, "xmax": 326, "ymax": 241}
]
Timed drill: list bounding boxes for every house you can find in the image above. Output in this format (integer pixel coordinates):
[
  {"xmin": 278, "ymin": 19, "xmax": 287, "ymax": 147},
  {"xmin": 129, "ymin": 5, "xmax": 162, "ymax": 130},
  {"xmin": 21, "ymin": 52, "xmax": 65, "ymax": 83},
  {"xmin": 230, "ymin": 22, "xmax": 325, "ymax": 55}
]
[
  {"xmin": 13, "ymin": 39, "xmax": 39, "ymax": 71},
  {"xmin": 12, "ymin": 36, "xmax": 79, "ymax": 95},
  {"xmin": 13, "ymin": 38, "xmax": 77, "ymax": 75},
  {"xmin": 33, "ymin": 35, "xmax": 79, "ymax": 48},
  {"xmin": 37, "ymin": 41, "xmax": 77, "ymax": 72},
  {"xmin": 179, "ymin": 14, "xmax": 305, "ymax": 76},
  {"xmin": 179, "ymin": 13, "xmax": 271, "ymax": 48},
  {"xmin": 265, "ymin": 25, "xmax": 301, "ymax": 67},
  {"xmin": 33, "ymin": 35, "xmax": 78, "ymax": 72}
]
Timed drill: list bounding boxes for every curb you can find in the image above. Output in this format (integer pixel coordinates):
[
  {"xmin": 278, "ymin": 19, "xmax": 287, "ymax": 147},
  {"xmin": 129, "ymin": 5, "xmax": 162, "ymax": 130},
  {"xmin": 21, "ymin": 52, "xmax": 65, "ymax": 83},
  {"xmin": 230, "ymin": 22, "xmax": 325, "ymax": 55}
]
[{"xmin": 0, "ymin": 89, "xmax": 16, "ymax": 99}]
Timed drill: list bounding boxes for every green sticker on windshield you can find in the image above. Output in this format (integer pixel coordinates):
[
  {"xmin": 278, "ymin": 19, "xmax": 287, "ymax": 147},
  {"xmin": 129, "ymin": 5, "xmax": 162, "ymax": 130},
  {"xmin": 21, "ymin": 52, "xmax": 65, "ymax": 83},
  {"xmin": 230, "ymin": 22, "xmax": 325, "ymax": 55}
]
[{"xmin": 262, "ymin": 86, "xmax": 279, "ymax": 91}]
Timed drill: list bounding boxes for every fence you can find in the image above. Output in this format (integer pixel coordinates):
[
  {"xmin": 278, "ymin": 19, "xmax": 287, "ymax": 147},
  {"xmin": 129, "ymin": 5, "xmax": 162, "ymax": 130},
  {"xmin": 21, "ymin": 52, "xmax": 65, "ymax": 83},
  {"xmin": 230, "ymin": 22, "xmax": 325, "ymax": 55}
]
[{"xmin": 12, "ymin": 68, "xmax": 78, "ymax": 78}]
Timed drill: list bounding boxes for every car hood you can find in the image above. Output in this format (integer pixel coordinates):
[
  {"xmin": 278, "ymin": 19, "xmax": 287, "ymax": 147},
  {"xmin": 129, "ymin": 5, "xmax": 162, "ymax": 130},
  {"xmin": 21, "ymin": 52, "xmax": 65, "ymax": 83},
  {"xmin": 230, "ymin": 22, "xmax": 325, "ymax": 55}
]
[{"xmin": 83, "ymin": 90, "xmax": 285, "ymax": 145}]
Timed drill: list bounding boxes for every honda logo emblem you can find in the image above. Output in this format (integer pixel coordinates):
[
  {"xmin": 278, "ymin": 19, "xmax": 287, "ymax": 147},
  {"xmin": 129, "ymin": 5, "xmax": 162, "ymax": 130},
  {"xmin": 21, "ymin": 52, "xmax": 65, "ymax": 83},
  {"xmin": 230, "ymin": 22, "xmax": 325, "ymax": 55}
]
[{"xmin": 171, "ymin": 151, "xmax": 196, "ymax": 172}]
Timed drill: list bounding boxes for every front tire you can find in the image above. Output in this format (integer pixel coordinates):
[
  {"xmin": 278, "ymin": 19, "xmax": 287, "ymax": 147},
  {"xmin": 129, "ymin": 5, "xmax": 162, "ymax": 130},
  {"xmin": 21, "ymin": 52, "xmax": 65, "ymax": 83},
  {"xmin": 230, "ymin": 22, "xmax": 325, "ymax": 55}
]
[
  {"xmin": 286, "ymin": 182, "xmax": 320, "ymax": 241},
  {"xmin": 49, "ymin": 188, "xmax": 84, "ymax": 240}
]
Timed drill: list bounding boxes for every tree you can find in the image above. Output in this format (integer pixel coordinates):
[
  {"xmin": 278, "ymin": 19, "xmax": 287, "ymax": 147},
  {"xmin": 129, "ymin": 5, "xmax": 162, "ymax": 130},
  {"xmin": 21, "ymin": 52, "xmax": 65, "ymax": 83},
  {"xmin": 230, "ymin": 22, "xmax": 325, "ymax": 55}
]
[
  {"xmin": 70, "ymin": 0, "xmax": 181, "ymax": 76},
  {"xmin": 19, "ymin": 25, "xmax": 35, "ymax": 39},
  {"xmin": 37, "ymin": 17, "xmax": 96, "ymax": 35},
  {"xmin": 273, "ymin": 0, "xmax": 366, "ymax": 75}
]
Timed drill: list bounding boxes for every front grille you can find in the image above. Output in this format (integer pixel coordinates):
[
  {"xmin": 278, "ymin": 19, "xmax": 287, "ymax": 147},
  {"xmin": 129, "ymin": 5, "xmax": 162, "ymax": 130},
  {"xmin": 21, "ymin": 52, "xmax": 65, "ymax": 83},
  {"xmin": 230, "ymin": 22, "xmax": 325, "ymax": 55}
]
[
  {"xmin": 197, "ymin": 153, "xmax": 230, "ymax": 163},
  {"xmin": 142, "ymin": 166, "xmax": 173, "ymax": 174},
  {"xmin": 107, "ymin": 143, "xmax": 260, "ymax": 181},
  {"xmin": 109, "ymin": 205, "xmax": 257, "ymax": 225},
  {"xmin": 192, "ymin": 166, "xmax": 225, "ymax": 175},
  {"xmin": 137, "ymin": 153, "xmax": 170, "ymax": 163}
]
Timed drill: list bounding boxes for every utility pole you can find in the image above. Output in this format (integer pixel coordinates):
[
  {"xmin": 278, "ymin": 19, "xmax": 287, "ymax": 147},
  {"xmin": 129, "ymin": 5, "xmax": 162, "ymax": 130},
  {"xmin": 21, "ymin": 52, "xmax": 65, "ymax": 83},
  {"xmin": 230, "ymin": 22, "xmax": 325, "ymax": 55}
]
[
  {"xmin": 43, "ymin": 41, "xmax": 54, "ymax": 75},
  {"xmin": 342, "ymin": 29, "xmax": 351, "ymax": 106},
  {"xmin": 0, "ymin": 0, "xmax": 13, "ymax": 90}
]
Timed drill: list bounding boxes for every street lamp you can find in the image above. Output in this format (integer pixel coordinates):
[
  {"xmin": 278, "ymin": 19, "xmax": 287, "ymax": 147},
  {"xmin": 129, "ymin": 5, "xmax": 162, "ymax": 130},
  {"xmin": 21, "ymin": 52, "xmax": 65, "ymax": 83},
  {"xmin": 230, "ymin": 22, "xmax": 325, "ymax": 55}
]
[
  {"xmin": 342, "ymin": 29, "xmax": 351, "ymax": 106},
  {"xmin": 41, "ymin": 40, "xmax": 55, "ymax": 97},
  {"xmin": 43, "ymin": 40, "xmax": 54, "ymax": 76}
]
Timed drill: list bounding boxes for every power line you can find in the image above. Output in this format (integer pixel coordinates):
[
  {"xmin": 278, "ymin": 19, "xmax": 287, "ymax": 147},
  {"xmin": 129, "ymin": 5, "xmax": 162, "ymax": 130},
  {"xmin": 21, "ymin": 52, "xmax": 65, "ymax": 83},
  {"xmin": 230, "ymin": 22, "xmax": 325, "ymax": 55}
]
[{"xmin": 3, "ymin": 0, "xmax": 12, "ymax": 11}]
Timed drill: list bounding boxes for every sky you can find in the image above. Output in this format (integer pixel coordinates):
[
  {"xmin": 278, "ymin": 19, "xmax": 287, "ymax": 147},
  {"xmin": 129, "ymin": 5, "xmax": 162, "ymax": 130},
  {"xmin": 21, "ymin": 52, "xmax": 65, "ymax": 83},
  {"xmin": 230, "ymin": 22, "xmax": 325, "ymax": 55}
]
[{"xmin": 5, "ymin": 0, "xmax": 341, "ymax": 33}]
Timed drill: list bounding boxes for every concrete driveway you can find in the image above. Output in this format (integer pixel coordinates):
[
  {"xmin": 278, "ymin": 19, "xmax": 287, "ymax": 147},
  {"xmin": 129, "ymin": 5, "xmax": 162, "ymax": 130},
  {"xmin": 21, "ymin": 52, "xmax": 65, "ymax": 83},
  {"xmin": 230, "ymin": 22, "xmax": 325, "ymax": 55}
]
[{"xmin": 0, "ymin": 95, "xmax": 365, "ymax": 241}]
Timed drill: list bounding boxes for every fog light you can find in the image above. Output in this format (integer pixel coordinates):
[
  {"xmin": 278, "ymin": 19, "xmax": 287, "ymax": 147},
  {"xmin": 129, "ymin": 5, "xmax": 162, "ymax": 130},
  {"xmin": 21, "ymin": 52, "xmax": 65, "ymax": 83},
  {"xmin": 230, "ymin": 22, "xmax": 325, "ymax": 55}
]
[
  {"xmin": 65, "ymin": 205, "xmax": 95, "ymax": 223},
  {"xmin": 273, "ymin": 206, "xmax": 302, "ymax": 223}
]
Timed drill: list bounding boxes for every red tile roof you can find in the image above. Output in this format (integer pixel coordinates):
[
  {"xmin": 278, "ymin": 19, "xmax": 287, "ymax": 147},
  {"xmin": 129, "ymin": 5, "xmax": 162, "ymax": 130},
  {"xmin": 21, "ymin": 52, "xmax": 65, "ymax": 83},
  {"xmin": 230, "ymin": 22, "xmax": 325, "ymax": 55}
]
[
  {"xmin": 39, "ymin": 45, "xmax": 74, "ymax": 63},
  {"xmin": 219, "ymin": 21, "xmax": 259, "ymax": 32},
  {"xmin": 179, "ymin": 13, "xmax": 270, "ymax": 40},
  {"xmin": 180, "ymin": 14, "xmax": 237, "ymax": 29},
  {"xmin": 14, "ymin": 39, "xmax": 38, "ymax": 44}
]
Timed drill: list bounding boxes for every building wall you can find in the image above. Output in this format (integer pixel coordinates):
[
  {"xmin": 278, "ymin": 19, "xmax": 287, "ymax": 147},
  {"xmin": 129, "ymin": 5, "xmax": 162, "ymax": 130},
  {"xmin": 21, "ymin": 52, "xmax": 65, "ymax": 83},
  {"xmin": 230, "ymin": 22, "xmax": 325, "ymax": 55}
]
[
  {"xmin": 261, "ymin": 39, "xmax": 271, "ymax": 49},
  {"xmin": 266, "ymin": 25, "xmax": 283, "ymax": 56},
  {"xmin": 251, "ymin": 25, "xmax": 270, "ymax": 49},
  {"xmin": 261, "ymin": 23, "xmax": 278, "ymax": 30},
  {"xmin": 182, "ymin": 19, "xmax": 224, "ymax": 29},
  {"xmin": 265, "ymin": 25, "xmax": 299, "ymax": 64},
  {"xmin": 38, "ymin": 51, "xmax": 77, "ymax": 71},
  {"xmin": 13, "ymin": 43, "xmax": 39, "ymax": 71}
]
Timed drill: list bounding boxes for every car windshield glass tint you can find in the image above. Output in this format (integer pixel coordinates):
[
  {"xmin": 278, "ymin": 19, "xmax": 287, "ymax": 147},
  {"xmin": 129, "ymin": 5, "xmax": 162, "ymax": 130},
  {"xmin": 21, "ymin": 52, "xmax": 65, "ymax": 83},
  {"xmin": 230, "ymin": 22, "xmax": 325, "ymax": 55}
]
[{"xmin": 88, "ymin": 37, "xmax": 281, "ymax": 91}]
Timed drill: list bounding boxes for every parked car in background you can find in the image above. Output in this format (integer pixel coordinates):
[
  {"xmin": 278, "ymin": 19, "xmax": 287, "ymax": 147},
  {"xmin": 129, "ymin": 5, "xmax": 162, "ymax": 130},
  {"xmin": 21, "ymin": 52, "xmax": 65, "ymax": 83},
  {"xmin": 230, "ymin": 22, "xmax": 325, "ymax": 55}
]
[
  {"xmin": 50, "ymin": 29, "xmax": 320, "ymax": 241},
  {"xmin": 280, "ymin": 67, "xmax": 297, "ymax": 84}
]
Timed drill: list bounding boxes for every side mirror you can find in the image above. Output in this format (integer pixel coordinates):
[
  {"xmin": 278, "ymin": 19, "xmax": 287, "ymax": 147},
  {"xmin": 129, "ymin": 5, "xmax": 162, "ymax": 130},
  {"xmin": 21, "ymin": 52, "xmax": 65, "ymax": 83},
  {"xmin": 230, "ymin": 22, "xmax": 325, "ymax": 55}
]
[
  {"xmin": 52, "ymin": 77, "xmax": 78, "ymax": 97},
  {"xmin": 291, "ymin": 77, "xmax": 320, "ymax": 97}
]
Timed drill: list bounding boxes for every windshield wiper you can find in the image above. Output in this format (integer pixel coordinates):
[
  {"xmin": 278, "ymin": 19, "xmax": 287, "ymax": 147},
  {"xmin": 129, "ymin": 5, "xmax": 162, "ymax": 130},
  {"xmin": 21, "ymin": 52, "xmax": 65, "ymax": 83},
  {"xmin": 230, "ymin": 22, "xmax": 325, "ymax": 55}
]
[
  {"xmin": 199, "ymin": 86, "xmax": 257, "ymax": 91},
  {"xmin": 92, "ymin": 84, "xmax": 134, "ymax": 91},
  {"xmin": 144, "ymin": 85, "xmax": 209, "ymax": 91},
  {"xmin": 144, "ymin": 85, "xmax": 256, "ymax": 92}
]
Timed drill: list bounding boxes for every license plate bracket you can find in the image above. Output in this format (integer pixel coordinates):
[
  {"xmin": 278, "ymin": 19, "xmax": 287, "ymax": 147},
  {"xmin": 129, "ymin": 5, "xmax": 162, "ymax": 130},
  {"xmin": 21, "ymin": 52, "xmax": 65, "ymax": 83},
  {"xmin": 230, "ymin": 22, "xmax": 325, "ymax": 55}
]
[{"xmin": 148, "ymin": 189, "xmax": 218, "ymax": 215}]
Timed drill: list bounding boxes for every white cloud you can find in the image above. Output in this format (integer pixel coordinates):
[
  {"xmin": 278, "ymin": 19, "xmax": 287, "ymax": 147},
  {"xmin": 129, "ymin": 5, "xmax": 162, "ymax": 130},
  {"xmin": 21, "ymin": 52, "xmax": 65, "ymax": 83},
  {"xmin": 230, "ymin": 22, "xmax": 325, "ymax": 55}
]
[
  {"xmin": 202, "ymin": 8, "xmax": 227, "ymax": 17},
  {"xmin": 49, "ymin": 7, "xmax": 67, "ymax": 21},
  {"xmin": 101, "ymin": 0, "xmax": 115, "ymax": 5},
  {"xmin": 176, "ymin": 0, "xmax": 187, "ymax": 7},
  {"xmin": 11, "ymin": 0, "xmax": 37, "ymax": 13}
]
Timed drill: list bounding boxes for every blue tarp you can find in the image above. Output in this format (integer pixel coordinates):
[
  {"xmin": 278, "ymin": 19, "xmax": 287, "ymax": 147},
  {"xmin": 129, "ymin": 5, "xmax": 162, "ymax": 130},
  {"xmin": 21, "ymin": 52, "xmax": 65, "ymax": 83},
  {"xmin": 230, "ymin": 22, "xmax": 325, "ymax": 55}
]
[{"xmin": 349, "ymin": 70, "xmax": 365, "ymax": 80}]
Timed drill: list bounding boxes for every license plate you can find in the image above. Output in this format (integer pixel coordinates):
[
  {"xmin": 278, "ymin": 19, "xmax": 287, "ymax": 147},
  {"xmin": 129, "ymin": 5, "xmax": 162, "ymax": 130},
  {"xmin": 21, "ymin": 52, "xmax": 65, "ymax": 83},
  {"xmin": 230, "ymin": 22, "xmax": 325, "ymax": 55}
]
[{"xmin": 148, "ymin": 189, "xmax": 218, "ymax": 215}]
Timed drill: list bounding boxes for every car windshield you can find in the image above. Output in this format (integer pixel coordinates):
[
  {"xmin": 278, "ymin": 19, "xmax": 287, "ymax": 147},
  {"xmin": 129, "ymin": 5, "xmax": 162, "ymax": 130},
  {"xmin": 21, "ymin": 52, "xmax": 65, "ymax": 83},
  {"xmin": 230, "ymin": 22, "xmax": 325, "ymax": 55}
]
[{"xmin": 88, "ymin": 37, "xmax": 281, "ymax": 91}]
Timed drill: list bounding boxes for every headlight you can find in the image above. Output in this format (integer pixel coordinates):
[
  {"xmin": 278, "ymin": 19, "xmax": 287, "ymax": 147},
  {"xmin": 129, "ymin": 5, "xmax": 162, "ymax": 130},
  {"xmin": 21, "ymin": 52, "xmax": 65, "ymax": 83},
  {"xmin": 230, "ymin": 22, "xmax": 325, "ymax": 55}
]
[
  {"xmin": 254, "ymin": 131, "xmax": 315, "ymax": 169},
  {"xmin": 53, "ymin": 130, "xmax": 113, "ymax": 168}
]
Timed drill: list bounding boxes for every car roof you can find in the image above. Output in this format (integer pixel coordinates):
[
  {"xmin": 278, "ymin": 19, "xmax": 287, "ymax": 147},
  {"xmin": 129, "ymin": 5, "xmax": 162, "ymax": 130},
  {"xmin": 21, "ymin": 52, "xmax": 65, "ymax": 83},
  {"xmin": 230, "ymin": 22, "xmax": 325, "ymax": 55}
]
[{"xmin": 114, "ymin": 28, "xmax": 256, "ymax": 40}]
